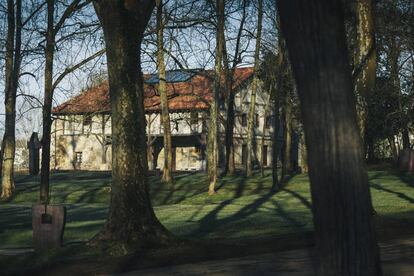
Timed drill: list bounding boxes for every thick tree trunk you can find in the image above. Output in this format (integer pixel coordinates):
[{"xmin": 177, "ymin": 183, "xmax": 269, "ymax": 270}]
[
  {"xmin": 355, "ymin": 0, "xmax": 377, "ymax": 144},
  {"xmin": 92, "ymin": 0, "xmax": 170, "ymax": 245},
  {"xmin": 1, "ymin": 0, "xmax": 21, "ymax": 200},
  {"xmin": 277, "ymin": 1, "xmax": 382, "ymax": 275},
  {"xmin": 156, "ymin": 0, "xmax": 173, "ymax": 183},
  {"xmin": 246, "ymin": 0, "xmax": 263, "ymax": 177},
  {"xmin": 40, "ymin": 0, "xmax": 55, "ymax": 204}
]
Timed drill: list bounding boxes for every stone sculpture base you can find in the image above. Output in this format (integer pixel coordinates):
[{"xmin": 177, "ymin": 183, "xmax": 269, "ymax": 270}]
[{"xmin": 32, "ymin": 204, "xmax": 66, "ymax": 251}]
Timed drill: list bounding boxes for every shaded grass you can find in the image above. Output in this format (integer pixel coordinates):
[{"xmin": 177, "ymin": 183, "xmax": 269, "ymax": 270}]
[{"xmin": 0, "ymin": 169, "xmax": 413, "ymax": 250}]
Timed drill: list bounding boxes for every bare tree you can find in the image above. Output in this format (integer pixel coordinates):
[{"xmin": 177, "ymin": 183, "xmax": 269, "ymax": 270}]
[
  {"xmin": 156, "ymin": 0, "xmax": 173, "ymax": 183},
  {"xmin": 207, "ymin": 0, "xmax": 223, "ymax": 195},
  {"xmin": 246, "ymin": 0, "xmax": 263, "ymax": 176},
  {"xmin": 91, "ymin": 0, "xmax": 171, "ymax": 248},
  {"xmin": 223, "ymin": 0, "xmax": 248, "ymax": 175},
  {"xmin": 40, "ymin": 0, "xmax": 102, "ymax": 203}
]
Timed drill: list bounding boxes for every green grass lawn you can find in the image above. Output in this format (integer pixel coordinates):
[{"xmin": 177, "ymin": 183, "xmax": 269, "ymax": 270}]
[{"xmin": 0, "ymin": 169, "xmax": 413, "ymax": 249}]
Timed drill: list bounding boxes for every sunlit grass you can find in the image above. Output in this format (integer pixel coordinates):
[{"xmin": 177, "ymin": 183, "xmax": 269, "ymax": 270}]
[{"xmin": 0, "ymin": 168, "xmax": 413, "ymax": 248}]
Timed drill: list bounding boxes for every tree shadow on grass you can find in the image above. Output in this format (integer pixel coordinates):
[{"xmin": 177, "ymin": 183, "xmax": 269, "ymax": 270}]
[
  {"xmin": 370, "ymin": 182, "xmax": 414, "ymax": 204},
  {"xmin": 185, "ymin": 174, "xmax": 269, "ymax": 223},
  {"xmin": 215, "ymin": 171, "xmax": 246, "ymax": 193},
  {"xmin": 271, "ymin": 200, "xmax": 308, "ymax": 229},
  {"xmin": 0, "ymin": 206, "xmax": 31, "ymax": 234},
  {"xmin": 149, "ymin": 172, "xmax": 210, "ymax": 206},
  {"xmin": 190, "ymin": 190, "xmax": 278, "ymax": 238},
  {"xmin": 217, "ymin": 171, "xmax": 270, "ymax": 198},
  {"xmin": 397, "ymin": 173, "xmax": 414, "ymax": 188},
  {"xmin": 282, "ymin": 188, "xmax": 312, "ymax": 210}
]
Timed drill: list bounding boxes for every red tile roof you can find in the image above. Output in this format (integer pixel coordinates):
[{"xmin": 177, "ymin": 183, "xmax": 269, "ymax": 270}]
[{"xmin": 52, "ymin": 67, "xmax": 254, "ymax": 114}]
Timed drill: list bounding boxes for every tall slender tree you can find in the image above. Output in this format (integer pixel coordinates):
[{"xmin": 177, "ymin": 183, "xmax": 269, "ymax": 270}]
[
  {"xmin": 207, "ymin": 0, "xmax": 224, "ymax": 195},
  {"xmin": 156, "ymin": 0, "xmax": 173, "ymax": 183},
  {"xmin": 277, "ymin": 0, "xmax": 382, "ymax": 274},
  {"xmin": 40, "ymin": 0, "xmax": 100, "ymax": 203},
  {"xmin": 1, "ymin": 0, "xmax": 22, "ymax": 200},
  {"xmin": 40, "ymin": 0, "xmax": 56, "ymax": 203},
  {"xmin": 223, "ymin": 0, "xmax": 248, "ymax": 175},
  {"xmin": 246, "ymin": 0, "xmax": 263, "ymax": 176},
  {"xmin": 92, "ymin": 0, "xmax": 171, "ymax": 247},
  {"xmin": 281, "ymin": 78, "xmax": 293, "ymax": 180}
]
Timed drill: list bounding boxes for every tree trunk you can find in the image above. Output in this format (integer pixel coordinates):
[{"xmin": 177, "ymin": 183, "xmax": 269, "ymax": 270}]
[
  {"xmin": 223, "ymin": 0, "xmax": 247, "ymax": 176},
  {"xmin": 92, "ymin": 0, "xmax": 170, "ymax": 246},
  {"xmin": 207, "ymin": 0, "xmax": 224, "ymax": 195},
  {"xmin": 224, "ymin": 93, "xmax": 235, "ymax": 175},
  {"xmin": 388, "ymin": 30, "xmax": 408, "ymax": 152},
  {"xmin": 1, "ymin": 0, "xmax": 21, "ymax": 200},
  {"xmin": 281, "ymin": 87, "xmax": 293, "ymax": 181},
  {"xmin": 1, "ymin": 0, "xmax": 22, "ymax": 199},
  {"xmin": 271, "ymin": 32, "xmax": 287, "ymax": 191},
  {"xmin": 101, "ymin": 114, "xmax": 107, "ymax": 164},
  {"xmin": 271, "ymin": 88, "xmax": 280, "ymax": 191},
  {"xmin": 40, "ymin": 0, "xmax": 55, "ymax": 204},
  {"xmin": 354, "ymin": 0, "xmax": 377, "ymax": 144},
  {"xmin": 299, "ymin": 131, "xmax": 308, "ymax": 173},
  {"xmin": 261, "ymin": 94, "xmax": 271, "ymax": 177},
  {"xmin": 156, "ymin": 0, "xmax": 173, "ymax": 183},
  {"xmin": 388, "ymin": 136, "xmax": 398, "ymax": 162},
  {"xmin": 366, "ymin": 134, "xmax": 375, "ymax": 162},
  {"xmin": 277, "ymin": 1, "xmax": 382, "ymax": 275},
  {"xmin": 402, "ymin": 129, "xmax": 410, "ymax": 149},
  {"xmin": 246, "ymin": 0, "xmax": 263, "ymax": 177}
]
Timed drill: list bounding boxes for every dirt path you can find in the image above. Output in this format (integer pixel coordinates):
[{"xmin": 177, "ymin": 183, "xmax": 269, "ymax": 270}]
[{"xmin": 118, "ymin": 238, "xmax": 414, "ymax": 276}]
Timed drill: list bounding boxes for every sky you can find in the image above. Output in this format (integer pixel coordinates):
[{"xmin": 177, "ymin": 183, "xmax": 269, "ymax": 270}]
[{"xmin": 0, "ymin": 0, "xmax": 277, "ymax": 140}]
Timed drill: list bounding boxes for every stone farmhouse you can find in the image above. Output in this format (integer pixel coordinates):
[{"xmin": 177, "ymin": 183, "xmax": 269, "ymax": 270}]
[{"xmin": 51, "ymin": 67, "xmax": 292, "ymax": 171}]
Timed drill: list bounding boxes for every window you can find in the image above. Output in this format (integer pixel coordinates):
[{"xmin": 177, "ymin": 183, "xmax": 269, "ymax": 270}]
[
  {"xmin": 73, "ymin": 152, "xmax": 83, "ymax": 170},
  {"xmin": 74, "ymin": 152, "xmax": 83, "ymax": 163},
  {"xmin": 63, "ymin": 116, "xmax": 72, "ymax": 135},
  {"xmin": 83, "ymin": 115, "xmax": 92, "ymax": 133},
  {"xmin": 241, "ymin": 113, "xmax": 247, "ymax": 127},
  {"xmin": 265, "ymin": 116, "xmax": 271, "ymax": 129},
  {"xmin": 255, "ymin": 114, "xmax": 260, "ymax": 127}
]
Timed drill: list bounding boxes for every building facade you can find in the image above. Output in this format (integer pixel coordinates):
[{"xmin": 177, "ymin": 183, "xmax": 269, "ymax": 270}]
[{"xmin": 51, "ymin": 67, "xmax": 289, "ymax": 171}]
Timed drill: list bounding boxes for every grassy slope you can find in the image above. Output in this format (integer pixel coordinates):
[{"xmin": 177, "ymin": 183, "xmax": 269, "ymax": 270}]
[{"xmin": 0, "ymin": 169, "xmax": 413, "ymax": 249}]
